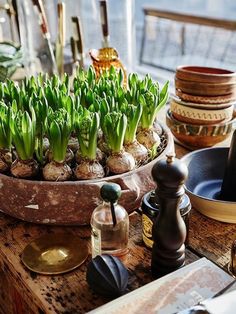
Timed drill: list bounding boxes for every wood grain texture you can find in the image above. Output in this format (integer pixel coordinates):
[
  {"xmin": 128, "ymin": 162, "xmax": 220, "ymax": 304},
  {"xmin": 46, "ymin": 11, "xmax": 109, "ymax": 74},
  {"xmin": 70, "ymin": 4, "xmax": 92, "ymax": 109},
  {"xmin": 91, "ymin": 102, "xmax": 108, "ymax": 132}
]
[
  {"xmin": 0, "ymin": 210, "xmax": 198, "ymax": 314},
  {"xmin": 189, "ymin": 209, "xmax": 236, "ymax": 270},
  {"xmin": 0, "ymin": 140, "xmax": 235, "ymax": 313}
]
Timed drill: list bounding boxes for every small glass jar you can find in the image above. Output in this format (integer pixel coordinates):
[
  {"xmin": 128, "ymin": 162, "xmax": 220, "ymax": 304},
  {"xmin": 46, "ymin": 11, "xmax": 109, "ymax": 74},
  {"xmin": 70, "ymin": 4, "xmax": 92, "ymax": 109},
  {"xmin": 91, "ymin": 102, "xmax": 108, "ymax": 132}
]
[
  {"xmin": 141, "ymin": 191, "xmax": 191, "ymax": 248},
  {"xmin": 91, "ymin": 183, "xmax": 129, "ymax": 260}
]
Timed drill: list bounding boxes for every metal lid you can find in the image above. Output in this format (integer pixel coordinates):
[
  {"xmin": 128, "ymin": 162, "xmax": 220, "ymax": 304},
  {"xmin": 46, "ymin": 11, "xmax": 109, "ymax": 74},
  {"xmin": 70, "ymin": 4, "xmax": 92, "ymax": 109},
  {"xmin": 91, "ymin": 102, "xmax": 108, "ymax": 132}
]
[{"xmin": 141, "ymin": 191, "xmax": 191, "ymax": 217}]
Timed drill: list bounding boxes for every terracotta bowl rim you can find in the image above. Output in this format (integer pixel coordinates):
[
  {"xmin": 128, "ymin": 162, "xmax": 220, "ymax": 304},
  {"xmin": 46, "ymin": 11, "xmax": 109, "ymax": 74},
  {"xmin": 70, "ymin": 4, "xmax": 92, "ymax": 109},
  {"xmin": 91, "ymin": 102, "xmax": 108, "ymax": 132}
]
[{"xmin": 176, "ymin": 65, "xmax": 236, "ymax": 77}]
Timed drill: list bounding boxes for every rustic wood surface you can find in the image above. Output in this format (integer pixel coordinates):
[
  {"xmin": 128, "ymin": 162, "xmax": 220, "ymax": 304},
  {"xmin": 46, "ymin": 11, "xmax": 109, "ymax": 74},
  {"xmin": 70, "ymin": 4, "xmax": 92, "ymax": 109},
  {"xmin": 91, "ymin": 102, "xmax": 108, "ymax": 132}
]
[
  {"xmin": 0, "ymin": 209, "xmax": 198, "ymax": 314},
  {"xmin": 0, "ymin": 139, "xmax": 235, "ymax": 314}
]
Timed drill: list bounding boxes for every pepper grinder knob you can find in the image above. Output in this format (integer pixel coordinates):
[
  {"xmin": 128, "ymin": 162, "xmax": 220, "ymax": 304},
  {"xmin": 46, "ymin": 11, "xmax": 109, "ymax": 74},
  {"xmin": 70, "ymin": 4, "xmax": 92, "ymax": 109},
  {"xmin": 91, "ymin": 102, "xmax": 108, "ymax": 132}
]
[{"xmin": 151, "ymin": 153, "xmax": 188, "ymax": 278}]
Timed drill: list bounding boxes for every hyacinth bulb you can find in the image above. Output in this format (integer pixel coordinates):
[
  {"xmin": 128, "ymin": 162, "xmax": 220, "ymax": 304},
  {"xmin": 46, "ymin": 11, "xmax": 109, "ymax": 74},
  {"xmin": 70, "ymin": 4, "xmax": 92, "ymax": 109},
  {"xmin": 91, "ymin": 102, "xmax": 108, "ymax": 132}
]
[{"xmin": 86, "ymin": 254, "xmax": 128, "ymax": 298}]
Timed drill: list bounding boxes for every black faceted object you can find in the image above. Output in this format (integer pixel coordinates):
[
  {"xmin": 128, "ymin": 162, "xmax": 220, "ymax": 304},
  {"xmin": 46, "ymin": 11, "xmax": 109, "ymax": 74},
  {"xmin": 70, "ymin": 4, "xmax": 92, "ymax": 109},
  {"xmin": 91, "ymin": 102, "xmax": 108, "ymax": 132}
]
[{"xmin": 86, "ymin": 254, "xmax": 128, "ymax": 298}]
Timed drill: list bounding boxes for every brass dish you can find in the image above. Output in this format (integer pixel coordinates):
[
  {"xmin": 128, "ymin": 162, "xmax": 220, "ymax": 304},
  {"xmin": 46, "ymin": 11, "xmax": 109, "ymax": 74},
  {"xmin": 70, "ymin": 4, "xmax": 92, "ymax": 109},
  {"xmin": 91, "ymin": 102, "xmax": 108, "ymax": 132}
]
[{"xmin": 21, "ymin": 234, "xmax": 88, "ymax": 275}]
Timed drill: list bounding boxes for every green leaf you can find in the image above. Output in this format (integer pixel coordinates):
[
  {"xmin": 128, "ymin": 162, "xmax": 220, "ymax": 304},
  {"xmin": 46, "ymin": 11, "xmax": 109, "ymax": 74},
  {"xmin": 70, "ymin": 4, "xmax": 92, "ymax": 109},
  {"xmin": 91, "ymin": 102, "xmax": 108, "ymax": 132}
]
[
  {"xmin": 49, "ymin": 121, "xmax": 63, "ymax": 162},
  {"xmin": 159, "ymin": 81, "xmax": 169, "ymax": 106},
  {"xmin": 103, "ymin": 112, "xmax": 127, "ymax": 153},
  {"xmin": 21, "ymin": 111, "xmax": 35, "ymax": 159}
]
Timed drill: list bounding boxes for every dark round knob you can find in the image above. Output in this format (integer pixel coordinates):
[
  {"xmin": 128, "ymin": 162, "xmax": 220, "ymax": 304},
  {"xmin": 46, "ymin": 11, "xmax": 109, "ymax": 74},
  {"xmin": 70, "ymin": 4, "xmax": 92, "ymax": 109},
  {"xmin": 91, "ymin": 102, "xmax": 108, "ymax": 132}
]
[
  {"xmin": 152, "ymin": 154, "xmax": 188, "ymax": 188},
  {"xmin": 100, "ymin": 183, "xmax": 121, "ymax": 203}
]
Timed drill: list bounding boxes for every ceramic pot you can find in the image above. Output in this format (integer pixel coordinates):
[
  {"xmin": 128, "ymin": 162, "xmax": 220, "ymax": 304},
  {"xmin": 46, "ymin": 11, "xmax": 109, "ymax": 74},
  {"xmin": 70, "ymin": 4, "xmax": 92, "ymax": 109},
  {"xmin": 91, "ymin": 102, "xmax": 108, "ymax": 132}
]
[
  {"xmin": 181, "ymin": 147, "xmax": 236, "ymax": 223},
  {"xmin": 175, "ymin": 89, "xmax": 236, "ymax": 104},
  {"xmin": 175, "ymin": 77, "xmax": 236, "ymax": 97},
  {"xmin": 0, "ymin": 123, "xmax": 174, "ymax": 225},
  {"xmin": 176, "ymin": 66, "xmax": 236, "ymax": 84},
  {"xmin": 166, "ymin": 110, "xmax": 235, "ymax": 149},
  {"xmin": 170, "ymin": 100, "xmax": 234, "ymax": 125},
  {"xmin": 171, "ymin": 95, "xmax": 234, "ymax": 110}
]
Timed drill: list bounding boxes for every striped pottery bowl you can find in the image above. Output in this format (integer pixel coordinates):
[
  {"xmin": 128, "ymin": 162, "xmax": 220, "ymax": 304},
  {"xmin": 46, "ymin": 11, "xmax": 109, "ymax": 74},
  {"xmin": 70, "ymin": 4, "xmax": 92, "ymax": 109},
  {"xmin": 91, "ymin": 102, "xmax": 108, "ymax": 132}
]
[
  {"xmin": 166, "ymin": 110, "xmax": 236, "ymax": 149},
  {"xmin": 170, "ymin": 100, "xmax": 234, "ymax": 125},
  {"xmin": 176, "ymin": 89, "xmax": 236, "ymax": 104},
  {"xmin": 171, "ymin": 95, "xmax": 234, "ymax": 110}
]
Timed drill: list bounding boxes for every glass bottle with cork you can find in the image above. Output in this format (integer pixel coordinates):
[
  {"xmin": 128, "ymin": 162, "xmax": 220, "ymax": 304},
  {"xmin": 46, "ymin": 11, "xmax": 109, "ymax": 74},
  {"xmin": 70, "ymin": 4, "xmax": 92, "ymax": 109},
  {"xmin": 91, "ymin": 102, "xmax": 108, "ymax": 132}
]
[{"xmin": 91, "ymin": 182, "xmax": 129, "ymax": 260}]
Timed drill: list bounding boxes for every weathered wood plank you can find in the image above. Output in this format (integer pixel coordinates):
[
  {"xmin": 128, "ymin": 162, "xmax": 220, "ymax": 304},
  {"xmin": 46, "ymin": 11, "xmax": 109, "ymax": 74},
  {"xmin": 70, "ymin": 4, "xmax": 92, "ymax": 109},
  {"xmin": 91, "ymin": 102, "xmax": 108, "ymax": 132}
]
[
  {"xmin": 0, "ymin": 210, "xmax": 198, "ymax": 314},
  {"xmin": 189, "ymin": 208, "xmax": 236, "ymax": 270},
  {"xmin": 143, "ymin": 7, "xmax": 236, "ymax": 31},
  {"xmin": 0, "ymin": 135, "xmax": 234, "ymax": 313}
]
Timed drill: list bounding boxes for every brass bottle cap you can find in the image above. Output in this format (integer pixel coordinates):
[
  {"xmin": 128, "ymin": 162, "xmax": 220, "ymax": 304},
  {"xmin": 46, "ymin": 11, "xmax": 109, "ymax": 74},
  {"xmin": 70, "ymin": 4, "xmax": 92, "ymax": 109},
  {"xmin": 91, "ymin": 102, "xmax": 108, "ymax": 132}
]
[{"xmin": 21, "ymin": 233, "xmax": 88, "ymax": 275}]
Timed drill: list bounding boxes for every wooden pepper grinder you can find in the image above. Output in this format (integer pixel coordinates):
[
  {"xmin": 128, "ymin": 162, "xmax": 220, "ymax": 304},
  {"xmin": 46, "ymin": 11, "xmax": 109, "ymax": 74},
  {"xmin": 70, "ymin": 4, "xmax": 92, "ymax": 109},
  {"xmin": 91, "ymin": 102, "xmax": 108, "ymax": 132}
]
[{"xmin": 151, "ymin": 153, "xmax": 188, "ymax": 278}]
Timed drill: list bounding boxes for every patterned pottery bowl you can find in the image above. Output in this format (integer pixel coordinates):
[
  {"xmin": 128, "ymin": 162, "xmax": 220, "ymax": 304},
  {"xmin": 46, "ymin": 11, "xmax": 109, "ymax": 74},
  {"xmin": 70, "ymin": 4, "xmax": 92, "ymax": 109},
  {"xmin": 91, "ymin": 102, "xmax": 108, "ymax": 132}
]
[
  {"xmin": 170, "ymin": 100, "xmax": 234, "ymax": 125},
  {"xmin": 166, "ymin": 110, "xmax": 236, "ymax": 149},
  {"xmin": 171, "ymin": 95, "xmax": 234, "ymax": 110},
  {"xmin": 176, "ymin": 89, "xmax": 236, "ymax": 104}
]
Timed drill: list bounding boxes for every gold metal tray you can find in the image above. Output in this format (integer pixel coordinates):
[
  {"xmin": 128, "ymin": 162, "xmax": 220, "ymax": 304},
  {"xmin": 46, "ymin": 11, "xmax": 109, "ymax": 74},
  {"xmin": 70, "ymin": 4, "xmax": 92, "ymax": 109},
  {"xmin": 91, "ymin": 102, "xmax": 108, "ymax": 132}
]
[{"xmin": 21, "ymin": 234, "xmax": 88, "ymax": 275}]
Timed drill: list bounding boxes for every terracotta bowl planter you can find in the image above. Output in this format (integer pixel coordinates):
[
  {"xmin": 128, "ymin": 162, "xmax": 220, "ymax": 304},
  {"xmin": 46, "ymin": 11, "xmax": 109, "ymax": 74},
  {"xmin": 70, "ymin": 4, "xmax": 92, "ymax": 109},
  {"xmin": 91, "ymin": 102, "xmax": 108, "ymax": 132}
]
[
  {"xmin": 166, "ymin": 110, "xmax": 235, "ymax": 149},
  {"xmin": 0, "ymin": 122, "xmax": 174, "ymax": 225}
]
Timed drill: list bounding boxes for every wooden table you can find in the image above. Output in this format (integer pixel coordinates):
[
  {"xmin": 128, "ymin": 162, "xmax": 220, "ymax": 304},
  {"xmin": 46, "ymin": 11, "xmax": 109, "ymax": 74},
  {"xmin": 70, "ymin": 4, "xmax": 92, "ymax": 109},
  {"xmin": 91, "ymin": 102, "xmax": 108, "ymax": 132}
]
[{"xmin": 0, "ymin": 143, "xmax": 236, "ymax": 314}]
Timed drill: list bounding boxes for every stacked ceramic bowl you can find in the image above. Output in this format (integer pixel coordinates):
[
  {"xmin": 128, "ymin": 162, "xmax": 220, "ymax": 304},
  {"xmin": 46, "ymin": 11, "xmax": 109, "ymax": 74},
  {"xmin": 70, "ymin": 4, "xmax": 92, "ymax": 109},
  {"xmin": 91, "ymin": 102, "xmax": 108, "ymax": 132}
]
[{"xmin": 166, "ymin": 66, "xmax": 236, "ymax": 149}]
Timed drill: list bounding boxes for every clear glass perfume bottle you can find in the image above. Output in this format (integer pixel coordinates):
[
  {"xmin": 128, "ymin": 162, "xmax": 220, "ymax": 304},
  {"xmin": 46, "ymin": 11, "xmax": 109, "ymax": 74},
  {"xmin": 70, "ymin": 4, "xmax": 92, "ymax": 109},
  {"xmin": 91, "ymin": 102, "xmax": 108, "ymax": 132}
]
[{"xmin": 91, "ymin": 183, "xmax": 129, "ymax": 260}]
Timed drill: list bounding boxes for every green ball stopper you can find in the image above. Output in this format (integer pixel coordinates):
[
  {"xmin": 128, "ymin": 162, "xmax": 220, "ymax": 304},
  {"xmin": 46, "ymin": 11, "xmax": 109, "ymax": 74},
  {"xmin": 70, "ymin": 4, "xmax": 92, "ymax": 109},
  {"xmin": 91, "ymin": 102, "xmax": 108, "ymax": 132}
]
[
  {"xmin": 100, "ymin": 183, "xmax": 122, "ymax": 227},
  {"xmin": 100, "ymin": 183, "xmax": 121, "ymax": 204}
]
